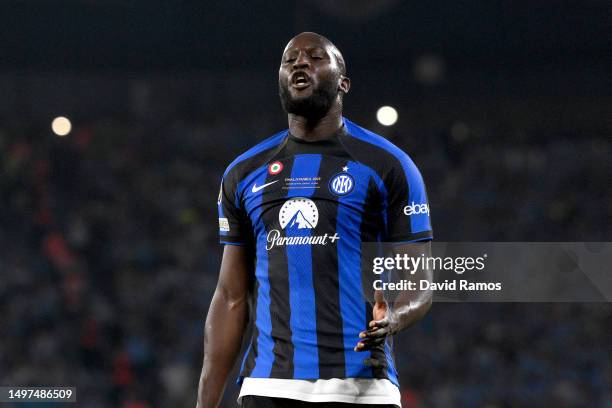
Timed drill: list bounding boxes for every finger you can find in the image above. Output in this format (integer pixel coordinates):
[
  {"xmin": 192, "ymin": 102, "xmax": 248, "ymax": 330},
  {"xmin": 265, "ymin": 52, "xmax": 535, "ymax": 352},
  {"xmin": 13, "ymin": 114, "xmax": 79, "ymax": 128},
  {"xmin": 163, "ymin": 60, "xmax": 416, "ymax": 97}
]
[
  {"xmin": 361, "ymin": 323, "xmax": 385, "ymax": 333},
  {"xmin": 360, "ymin": 326, "xmax": 388, "ymax": 339},
  {"xmin": 363, "ymin": 327, "xmax": 389, "ymax": 339},
  {"xmin": 353, "ymin": 337, "xmax": 385, "ymax": 351},
  {"xmin": 368, "ymin": 318, "xmax": 389, "ymax": 329},
  {"xmin": 374, "ymin": 289, "xmax": 384, "ymax": 304},
  {"xmin": 354, "ymin": 338, "xmax": 385, "ymax": 351},
  {"xmin": 356, "ymin": 333, "xmax": 387, "ymax": 348},
  {"xmin": 362, "ymin": 337, "xmax": 386, "ymax": 347}
]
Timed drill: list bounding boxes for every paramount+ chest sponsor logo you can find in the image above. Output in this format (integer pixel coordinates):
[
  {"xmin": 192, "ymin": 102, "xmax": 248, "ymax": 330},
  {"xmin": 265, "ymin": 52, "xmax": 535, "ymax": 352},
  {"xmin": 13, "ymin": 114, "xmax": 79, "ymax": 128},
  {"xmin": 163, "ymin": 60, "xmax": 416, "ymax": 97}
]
[{"xmin": 266, "ymin": 197, "xmax": 340, "ymax": 250}]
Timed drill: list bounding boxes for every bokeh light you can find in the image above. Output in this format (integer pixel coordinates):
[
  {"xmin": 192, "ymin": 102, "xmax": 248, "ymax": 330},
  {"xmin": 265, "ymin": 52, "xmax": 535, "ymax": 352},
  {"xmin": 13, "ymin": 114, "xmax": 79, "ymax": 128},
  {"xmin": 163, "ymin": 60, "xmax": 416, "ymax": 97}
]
[
  {"xmin": 51, "ymin": 116, "xmax": 72, "ymax": 136},
  {"xmin": 376, "ymin": 106, "xmax": 398, "ymax": 126}
]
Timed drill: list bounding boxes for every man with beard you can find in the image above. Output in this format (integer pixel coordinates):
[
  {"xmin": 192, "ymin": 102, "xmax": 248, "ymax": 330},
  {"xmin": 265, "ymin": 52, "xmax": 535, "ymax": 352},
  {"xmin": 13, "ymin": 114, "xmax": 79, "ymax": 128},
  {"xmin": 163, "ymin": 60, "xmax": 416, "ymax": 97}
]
[{"xmin": 197, "ymin": 32, "xmax": 433, "ymax": 408}]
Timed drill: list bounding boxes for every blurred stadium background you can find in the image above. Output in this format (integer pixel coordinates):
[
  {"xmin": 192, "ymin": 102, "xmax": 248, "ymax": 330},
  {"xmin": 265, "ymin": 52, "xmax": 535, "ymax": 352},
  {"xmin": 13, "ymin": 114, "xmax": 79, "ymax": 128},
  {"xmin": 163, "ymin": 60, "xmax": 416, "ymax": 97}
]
[{"xmin": 1, "ymin": 1, "xmax": 611, "ymax": 407}]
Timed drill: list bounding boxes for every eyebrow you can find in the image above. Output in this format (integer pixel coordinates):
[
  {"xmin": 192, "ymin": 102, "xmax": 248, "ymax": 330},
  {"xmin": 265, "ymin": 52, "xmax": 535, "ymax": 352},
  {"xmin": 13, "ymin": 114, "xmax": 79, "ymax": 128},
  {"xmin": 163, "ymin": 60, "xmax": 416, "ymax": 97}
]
[{"xmin": 283, "ymin": 46, "xmax": 328, "ymax": 56}]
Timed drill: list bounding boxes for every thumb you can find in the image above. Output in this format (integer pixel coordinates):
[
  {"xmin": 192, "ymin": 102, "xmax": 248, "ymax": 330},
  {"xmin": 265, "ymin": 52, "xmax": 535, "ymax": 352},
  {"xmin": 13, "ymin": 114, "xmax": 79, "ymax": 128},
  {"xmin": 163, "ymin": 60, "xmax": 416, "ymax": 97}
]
[{"xmin": 374, "ymin": 289, "xmax": 385, "ymax": 305}]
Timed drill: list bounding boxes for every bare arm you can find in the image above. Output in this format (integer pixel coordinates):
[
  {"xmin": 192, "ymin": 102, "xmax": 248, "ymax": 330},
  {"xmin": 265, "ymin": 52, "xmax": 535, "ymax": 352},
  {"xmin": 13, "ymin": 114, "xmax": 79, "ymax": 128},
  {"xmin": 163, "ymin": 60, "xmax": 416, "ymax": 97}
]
[
  {"xmin": 196, "ymin": 245, "xmax": 252, "ymax": 408},
  {"xmin": 387, "ymin": 241, "xmax": 433, "ymax": 329},
  {"xmin": 356, "ymin": 241, "xmax": 433, "ymax": 351}
]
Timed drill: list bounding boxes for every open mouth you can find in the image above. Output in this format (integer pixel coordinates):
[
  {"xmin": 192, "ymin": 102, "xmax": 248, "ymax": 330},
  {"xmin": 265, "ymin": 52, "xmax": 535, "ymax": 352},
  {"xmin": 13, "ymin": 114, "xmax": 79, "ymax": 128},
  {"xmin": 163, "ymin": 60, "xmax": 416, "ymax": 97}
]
[{"xmin": 291, "ymin": 72, "xmax": 311, "ymax": 89}]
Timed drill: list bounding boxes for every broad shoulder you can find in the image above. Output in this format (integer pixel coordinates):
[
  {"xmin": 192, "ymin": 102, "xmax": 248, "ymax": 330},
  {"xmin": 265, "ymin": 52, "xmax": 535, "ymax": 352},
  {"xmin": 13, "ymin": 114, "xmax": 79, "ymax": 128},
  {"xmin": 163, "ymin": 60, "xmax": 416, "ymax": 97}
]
[
  {"xmin": 223, "ymin": 129, "xmax": 288, "ymax": 181},
  {"xmin": 342, "ymin": 118, "xmax": 421, "ymax": 178}
]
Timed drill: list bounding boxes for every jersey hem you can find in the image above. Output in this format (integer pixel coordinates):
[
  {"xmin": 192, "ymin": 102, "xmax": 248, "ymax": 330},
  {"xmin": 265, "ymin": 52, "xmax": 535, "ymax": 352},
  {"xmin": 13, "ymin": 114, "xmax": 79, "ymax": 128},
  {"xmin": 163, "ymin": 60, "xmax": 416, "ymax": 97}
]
[
  {"xmin": 220, "ymin": 240, "xmax": 246, "ymax": 246},
  {"xmin": 238, "ymin": 392, "xmax": 400, "ymax": 406},
  {"xmin": 386, "ymin": 230, "xmax": 433, "ymax": 243},
  {"xmin": 238, "ymin": 378, "xmax": 401, "ymax": 407}
]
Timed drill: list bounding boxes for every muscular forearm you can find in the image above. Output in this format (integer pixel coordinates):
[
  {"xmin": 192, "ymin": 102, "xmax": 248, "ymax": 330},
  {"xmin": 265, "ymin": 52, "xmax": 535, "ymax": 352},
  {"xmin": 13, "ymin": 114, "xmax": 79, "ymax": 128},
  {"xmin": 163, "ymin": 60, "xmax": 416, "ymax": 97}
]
[
  {"xmin": 357, "ymin": 242, "xmax": 433, "ymax": 352},
  {"xmin": 392, "ymin": 241, "xmax": 433, "ymax": 333},
  {"xmin": 390, "ymin": 269, "xmax": 433, "ymax": 333},
  {"xmin": 390, "ymin": 293, "xmax": 432, "ymax": 333},
  {"xmin": 196, "ymin": 288, "xmax": 249, "ymax": 408}
]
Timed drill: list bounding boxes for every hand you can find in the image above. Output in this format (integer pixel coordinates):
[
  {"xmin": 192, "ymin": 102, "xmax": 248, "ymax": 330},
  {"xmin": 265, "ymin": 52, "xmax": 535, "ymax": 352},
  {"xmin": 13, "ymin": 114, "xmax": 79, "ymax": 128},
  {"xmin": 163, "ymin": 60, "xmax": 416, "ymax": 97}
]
[{"xmin": 354, "ymin": 290, "xmax": 399, "ymax": 352}]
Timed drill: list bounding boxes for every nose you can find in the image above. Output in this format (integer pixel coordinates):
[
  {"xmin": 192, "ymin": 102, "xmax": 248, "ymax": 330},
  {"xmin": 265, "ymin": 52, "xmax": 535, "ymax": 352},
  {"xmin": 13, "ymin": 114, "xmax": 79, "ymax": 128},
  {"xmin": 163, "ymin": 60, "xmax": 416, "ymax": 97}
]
[{"xmin": 292, "ymin": 51, "xmax": 311, "ymax": 70}]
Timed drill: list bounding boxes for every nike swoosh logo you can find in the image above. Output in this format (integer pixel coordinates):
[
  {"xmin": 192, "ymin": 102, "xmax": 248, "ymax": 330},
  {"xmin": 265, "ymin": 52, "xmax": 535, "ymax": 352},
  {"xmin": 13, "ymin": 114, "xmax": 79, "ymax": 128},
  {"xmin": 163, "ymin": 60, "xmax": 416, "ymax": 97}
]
[{"xmin": 251, "ymin": 180, "xmax": 278, "ymax": 193}]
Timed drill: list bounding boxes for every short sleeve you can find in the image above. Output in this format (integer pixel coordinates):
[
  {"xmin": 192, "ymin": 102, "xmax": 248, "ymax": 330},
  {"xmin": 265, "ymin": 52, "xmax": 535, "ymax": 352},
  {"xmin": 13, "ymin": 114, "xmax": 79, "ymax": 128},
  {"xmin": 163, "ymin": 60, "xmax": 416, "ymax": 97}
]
[
  {"xmin": 384, "ymin": 153, "xmax": 433, "ymax": 242},
  {"xmin": 217, "ymin": 175, "xmax": 251, "ymax": 245}
]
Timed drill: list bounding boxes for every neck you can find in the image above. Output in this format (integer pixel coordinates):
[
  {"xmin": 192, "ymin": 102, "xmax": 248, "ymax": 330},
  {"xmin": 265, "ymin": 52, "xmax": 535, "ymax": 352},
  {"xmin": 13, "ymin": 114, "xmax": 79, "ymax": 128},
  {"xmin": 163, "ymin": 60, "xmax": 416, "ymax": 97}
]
[{"xmin": 287, "ymin": 105, "xmax": 343, "ymax": 142}]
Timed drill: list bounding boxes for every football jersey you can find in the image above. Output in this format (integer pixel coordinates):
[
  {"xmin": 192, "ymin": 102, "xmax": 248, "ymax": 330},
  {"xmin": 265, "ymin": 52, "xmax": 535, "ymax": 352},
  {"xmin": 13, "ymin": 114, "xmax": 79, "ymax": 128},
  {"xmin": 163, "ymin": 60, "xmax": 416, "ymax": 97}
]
[{"xmin": 217, "ymin": 117, "xmax": 433, "ymax": 386}]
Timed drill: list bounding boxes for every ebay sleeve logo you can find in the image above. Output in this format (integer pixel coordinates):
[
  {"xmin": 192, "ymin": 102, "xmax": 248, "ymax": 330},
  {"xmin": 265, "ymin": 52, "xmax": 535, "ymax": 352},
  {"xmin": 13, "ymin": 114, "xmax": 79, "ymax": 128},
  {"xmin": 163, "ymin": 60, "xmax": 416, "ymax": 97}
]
[{"xmin": 403, "ymin": 202, "xmax": 430, "ymax": 216}]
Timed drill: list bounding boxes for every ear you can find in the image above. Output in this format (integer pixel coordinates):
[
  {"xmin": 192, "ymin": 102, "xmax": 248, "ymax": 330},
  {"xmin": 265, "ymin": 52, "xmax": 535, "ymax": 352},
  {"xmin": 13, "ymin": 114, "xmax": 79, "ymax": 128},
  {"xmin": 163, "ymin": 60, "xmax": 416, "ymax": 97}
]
[{"xmin": 339, "ymin": 75, "xmax": 351, "ymax": 94}]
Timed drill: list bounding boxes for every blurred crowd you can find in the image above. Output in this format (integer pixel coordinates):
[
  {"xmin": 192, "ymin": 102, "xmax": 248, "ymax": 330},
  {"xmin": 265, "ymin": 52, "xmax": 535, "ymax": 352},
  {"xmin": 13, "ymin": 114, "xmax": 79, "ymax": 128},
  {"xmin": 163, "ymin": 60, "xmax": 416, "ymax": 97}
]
[{"xmin": 1, "ymin": 104, "xmax": 610, "ymax": 407}]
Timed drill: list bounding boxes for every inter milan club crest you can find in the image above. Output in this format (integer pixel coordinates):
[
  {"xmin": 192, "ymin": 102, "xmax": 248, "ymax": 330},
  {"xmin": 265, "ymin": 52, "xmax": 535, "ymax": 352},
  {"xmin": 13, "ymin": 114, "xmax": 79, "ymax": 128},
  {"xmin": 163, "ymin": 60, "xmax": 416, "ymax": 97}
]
[
  {"xmin": 268, "ymin": 161, "xmax": 283, "ymax": 175},
  {"xmin": 329, "ymin": 166, "xmax": 355, "ymax": 196}
]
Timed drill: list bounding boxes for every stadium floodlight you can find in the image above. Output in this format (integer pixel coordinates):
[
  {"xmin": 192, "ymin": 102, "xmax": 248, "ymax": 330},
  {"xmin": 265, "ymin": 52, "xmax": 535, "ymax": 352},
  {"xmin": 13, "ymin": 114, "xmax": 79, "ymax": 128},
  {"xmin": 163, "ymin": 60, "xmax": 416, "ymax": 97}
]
[
  {"xmin": 51, "ymin": 116, "xmax": 72, "ymax": 137},
  {"xmin": 376, "ymin": 106, "xmax": 398, "ymax": 126}
]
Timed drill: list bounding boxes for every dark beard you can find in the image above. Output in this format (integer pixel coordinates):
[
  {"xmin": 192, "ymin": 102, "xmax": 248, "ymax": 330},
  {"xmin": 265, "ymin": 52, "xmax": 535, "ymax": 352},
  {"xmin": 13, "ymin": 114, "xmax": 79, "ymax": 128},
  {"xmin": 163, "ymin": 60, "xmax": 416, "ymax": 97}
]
[{"xmin": 279, "ymin": 77, "xmax": 338, "ymax": 119}]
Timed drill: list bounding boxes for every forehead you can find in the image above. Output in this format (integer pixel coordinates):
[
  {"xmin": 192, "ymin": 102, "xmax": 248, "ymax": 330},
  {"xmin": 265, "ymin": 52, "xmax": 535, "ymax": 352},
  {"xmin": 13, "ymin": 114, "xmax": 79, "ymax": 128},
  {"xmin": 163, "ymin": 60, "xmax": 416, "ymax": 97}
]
[{"xmin": 283, "ymin": 35, "xmax": 330, "ymax": 54}]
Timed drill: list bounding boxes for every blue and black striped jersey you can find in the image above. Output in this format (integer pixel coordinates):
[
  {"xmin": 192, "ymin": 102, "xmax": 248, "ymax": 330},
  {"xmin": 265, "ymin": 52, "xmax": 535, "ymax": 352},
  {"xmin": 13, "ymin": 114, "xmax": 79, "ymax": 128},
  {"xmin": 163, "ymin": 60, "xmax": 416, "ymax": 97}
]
[{"xmin": 217, "ymin": 117, "xmax": 433, "ymax": 386}]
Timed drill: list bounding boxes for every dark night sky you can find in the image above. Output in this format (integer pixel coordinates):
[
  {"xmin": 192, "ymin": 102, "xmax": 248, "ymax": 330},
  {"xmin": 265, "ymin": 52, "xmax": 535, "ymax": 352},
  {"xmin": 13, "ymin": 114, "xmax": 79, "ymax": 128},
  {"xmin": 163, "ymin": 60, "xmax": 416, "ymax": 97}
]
[{"xmin": 1, "ymin": 0, "xmax": 610, "ymax": 72}]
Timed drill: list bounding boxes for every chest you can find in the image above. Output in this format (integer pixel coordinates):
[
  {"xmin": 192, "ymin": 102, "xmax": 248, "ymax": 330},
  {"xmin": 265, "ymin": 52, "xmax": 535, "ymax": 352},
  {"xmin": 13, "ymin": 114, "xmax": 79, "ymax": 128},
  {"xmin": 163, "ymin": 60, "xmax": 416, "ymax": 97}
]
[{"xmin": 242, "ymin": 155, "xmax": 383, "ymax": 232}]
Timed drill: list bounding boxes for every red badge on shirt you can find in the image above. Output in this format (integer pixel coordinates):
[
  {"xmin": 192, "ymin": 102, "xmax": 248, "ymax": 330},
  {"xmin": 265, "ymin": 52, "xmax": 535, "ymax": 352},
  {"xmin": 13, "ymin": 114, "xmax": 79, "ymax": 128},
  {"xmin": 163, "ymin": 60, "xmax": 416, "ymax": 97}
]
[{"xmin": 268, "ymin": 161, "xmax": 283, "ymax": 175}]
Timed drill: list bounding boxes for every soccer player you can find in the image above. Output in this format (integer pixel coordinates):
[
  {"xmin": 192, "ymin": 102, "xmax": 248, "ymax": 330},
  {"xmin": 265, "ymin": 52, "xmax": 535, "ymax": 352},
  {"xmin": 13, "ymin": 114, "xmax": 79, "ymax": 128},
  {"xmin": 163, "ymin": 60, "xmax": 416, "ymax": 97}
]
[{"xmin": 197, "ymin": 32, "xmax": 433, "ymax": 408}]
